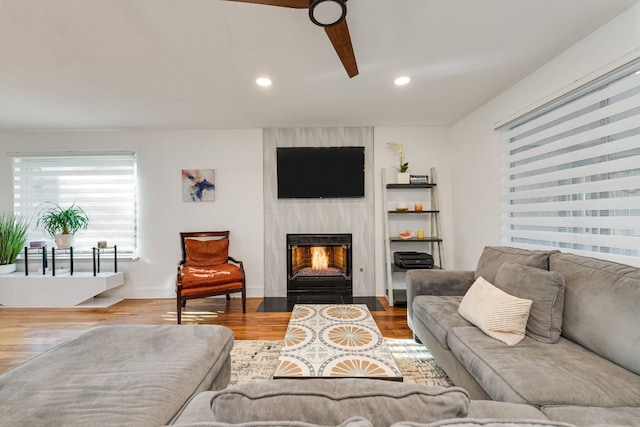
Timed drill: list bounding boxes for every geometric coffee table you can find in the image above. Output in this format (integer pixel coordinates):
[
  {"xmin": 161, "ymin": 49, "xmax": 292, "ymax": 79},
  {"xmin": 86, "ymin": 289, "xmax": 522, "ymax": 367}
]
[{"xmin": 273, "ymin": 304, "xmax": 403, "ymax": 381}]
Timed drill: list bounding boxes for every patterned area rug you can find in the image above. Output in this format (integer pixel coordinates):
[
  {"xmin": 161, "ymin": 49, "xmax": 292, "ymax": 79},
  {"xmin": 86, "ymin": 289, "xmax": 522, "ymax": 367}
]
[
  {"xmin": 277, "ymin": 304, "xmax": 402, "ymax": 380},
  {"xmin": 229, "ymin": 339, "xmax": 452, "ymax": 387}
]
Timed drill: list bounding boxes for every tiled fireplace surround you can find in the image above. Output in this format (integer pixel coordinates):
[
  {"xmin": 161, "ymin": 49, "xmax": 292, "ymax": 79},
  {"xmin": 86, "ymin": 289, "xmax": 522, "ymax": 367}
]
[{"xmin": 263, "ymin": 127, "xmax": 376, "ymax": 298}]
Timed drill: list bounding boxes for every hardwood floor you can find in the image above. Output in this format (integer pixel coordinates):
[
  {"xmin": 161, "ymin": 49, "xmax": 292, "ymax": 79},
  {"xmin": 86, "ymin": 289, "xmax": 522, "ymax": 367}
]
[{"xmin": 0, "ymin": 297, "xmax": 412, "ymax": 375}]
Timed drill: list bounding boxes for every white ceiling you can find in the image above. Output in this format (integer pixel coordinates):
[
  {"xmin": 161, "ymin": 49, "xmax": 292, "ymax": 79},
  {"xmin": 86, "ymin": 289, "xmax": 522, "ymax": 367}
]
[{"xmin": 1, "ymin": 0, "xmax": 638, "ymax": 131}]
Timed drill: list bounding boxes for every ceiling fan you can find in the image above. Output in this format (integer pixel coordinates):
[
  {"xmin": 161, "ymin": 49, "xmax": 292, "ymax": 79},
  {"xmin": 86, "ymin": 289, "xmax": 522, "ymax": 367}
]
[{"xmin": 228, "ymin": 0, "xmax": 359, "ymax": 78}]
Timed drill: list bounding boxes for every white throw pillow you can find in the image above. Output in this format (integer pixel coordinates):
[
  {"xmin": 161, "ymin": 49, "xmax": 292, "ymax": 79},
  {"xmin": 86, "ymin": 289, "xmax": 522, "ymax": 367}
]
[{"xmin": 458, "ymin": 276, "xmax": 533, "ymax": 346}]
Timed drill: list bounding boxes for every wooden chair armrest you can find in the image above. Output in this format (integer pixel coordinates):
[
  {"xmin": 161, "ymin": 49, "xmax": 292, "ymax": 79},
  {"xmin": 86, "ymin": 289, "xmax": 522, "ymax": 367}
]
[
  {"xmin": 228, "ymin": 256, "xmax": 244, "ymax": 272},
  {"xmin": 176, "ymin": 260, "xmax": 185, "ymax": 284}
]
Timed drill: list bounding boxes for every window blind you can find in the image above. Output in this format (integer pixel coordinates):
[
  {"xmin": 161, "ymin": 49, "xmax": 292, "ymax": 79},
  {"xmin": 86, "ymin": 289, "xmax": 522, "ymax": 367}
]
[
  {"xmin": 11, "ymin": 152, "xmax": 137, "ymax": 256},
  {"xmin": 499, "ymin": 59, "xmax": 640, "ymax": 267}
]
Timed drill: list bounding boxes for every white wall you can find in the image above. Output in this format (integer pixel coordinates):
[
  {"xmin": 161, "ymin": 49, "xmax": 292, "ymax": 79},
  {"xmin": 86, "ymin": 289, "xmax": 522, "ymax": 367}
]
[
  {"xmin": 373, "ymin": 127, "xmax": 453, "ymax": 296},
  {"xmin": 450, "ymin": 3, "xmax": 640, "ymax": 270},
  {"xmin": 0, "ymin": 129, "xmax": 265, "ymax": 298},
  {"xmin": 1, "ymin": 126, "xmax": 455, "ymax": 301}
]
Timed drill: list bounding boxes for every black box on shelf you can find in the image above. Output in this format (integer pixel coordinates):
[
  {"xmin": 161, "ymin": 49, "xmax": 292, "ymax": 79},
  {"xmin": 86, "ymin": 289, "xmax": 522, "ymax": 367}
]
[{"xmin": 393, "ymin": 251, "xmax": 434, "ymax": 269}]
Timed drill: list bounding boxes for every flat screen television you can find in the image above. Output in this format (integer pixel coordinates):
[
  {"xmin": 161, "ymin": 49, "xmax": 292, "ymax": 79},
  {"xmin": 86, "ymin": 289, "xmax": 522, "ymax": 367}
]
[{"xmin": 277, "ymin": 146, "xmax": 365, "ymax": 199}]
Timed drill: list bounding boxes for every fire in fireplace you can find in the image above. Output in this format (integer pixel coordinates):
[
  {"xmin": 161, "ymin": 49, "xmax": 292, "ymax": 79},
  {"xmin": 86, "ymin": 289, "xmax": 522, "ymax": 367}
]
[{"xmin": 287, "ymin": 233, "xmax": 352, "ymax": 302}]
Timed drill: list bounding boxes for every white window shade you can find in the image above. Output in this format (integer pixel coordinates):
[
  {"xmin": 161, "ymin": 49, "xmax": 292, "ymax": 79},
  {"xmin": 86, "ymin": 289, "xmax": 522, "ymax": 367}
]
[
  {"xmin": 12, "ymin": 152, "xmax": 137, "ymax": 256},
  {"xmin": 499, "ymin": 59, "xmax": 640, "ymax": 267}
]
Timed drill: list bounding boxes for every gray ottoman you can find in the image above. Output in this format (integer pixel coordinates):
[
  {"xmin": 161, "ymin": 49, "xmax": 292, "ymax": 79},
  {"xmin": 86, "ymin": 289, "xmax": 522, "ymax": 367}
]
[{"xmin": 0, "ymin": 324, "xmax": 234, "ymax": 427}]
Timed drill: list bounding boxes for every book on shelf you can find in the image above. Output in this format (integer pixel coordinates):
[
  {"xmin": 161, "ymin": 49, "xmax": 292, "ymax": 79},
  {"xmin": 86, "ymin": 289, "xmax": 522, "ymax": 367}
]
[{"xmin": 410, "ymin": 174, "xmax": 429, "ymax": 184}]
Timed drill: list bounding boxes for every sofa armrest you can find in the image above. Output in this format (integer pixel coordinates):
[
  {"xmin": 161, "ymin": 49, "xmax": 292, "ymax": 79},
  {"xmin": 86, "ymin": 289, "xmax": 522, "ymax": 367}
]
[{"xmin": 406, "ymin": 269, "xmax": 475, "ymax": 331}]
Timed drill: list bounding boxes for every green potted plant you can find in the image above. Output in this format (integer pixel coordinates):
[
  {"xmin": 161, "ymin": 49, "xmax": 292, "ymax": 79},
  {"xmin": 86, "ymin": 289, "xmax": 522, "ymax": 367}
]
[
  {"xmin": 0, "ymin": 212, "xmax": 30, "ymax": 274},
  {"xmin": 37, "ymin": 203, "xmax": 89, "ymax": 249}
]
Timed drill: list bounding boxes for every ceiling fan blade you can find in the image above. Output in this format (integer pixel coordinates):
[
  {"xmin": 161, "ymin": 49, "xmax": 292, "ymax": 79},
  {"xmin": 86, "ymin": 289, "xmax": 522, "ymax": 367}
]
[
  {"xmin": 226, "ymin": 0, "xmax": 308, "ymax": 8},
  {"xmin": 324, "ymin": 19, "xmax": 359, "ymax": 78}
]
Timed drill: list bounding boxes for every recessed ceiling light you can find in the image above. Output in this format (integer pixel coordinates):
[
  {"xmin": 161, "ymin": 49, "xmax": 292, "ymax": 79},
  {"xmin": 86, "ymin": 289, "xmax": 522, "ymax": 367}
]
[
  {"xmin": 256, "ymin": 77, "xmax": 272, "ymax": 87},
  {"xmin": 394, "ymin": 76, "xmax": 411, "ymax": 86}
]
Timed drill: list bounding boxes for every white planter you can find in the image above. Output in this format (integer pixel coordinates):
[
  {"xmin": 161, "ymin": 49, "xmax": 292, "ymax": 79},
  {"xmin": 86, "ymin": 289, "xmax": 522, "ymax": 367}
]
[
  {"xmin": 55, "ymin": 233, "xmax": 75, "ymax": 249},
  {"xmin": 0, "ymin": 263, "xmax": 17, "ymax": 275},
  {"xmin": 396, "ymin": 172, "xmax": 410, "ymax": 184}
]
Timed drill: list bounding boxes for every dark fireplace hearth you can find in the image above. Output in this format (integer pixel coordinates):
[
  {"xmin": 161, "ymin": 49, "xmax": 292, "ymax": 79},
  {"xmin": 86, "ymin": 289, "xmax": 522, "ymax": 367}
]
[{"xmin": 287, "ymin": 233, "xmax": 352, "ymax": 302}]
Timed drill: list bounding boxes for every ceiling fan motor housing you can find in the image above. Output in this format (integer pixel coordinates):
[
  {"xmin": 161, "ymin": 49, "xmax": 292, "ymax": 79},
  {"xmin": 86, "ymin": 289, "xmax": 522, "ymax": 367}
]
[{"xmin": 309, "ymin": 0, "xmax": 347, "ymax": 27}]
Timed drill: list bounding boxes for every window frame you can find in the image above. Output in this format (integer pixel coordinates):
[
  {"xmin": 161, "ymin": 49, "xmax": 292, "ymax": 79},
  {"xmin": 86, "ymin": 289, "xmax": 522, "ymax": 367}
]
[{"xmin": 11, "ymin": 151, "xmax": 138, "ymax": 258}]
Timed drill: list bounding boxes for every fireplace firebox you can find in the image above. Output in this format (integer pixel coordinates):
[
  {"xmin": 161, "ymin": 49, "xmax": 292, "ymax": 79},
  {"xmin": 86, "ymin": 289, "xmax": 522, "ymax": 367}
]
[{"xmin": 286, "ymin": 233, "xmax": 352, "ymax": 301}]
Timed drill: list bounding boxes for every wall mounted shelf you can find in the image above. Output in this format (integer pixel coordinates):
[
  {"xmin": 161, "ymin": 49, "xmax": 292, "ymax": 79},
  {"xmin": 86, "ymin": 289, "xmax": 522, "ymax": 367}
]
[{"xmin": 0, "ymin": 271, "xmax": 124, "ymax": 307}]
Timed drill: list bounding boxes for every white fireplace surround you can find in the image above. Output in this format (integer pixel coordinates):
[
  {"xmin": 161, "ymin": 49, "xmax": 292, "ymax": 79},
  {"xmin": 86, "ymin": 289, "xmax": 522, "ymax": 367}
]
[{"xmin": 263, "ymin": 127, "xmax": 375, "ymax": 297}]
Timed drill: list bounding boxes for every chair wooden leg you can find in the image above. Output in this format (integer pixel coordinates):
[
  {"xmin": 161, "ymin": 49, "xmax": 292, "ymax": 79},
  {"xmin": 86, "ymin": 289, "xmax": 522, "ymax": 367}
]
[
  {"xmin": 226, "ymin": 294, "xmax": 231, "ymax": 300},
  {"xmin": 177, "ymin": 297, "xmax": 182, "ymax": 325},
  {"xmin": 242, "ymin": 288, "xmax": 246, "ymax": 313}
]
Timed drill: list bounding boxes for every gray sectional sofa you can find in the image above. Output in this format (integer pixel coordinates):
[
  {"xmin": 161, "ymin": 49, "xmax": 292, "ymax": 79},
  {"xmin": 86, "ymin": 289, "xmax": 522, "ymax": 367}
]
[
  {"xmin": 2, "ymin": 247, "xmax": 639, "ymax": 426},
  {"xmin": 406, "ymin": 246, "xmax": 640, "ymax": 426},
  {"xmin": 1, "ymin": 322, "xmax": 571, "ymax": 427}
]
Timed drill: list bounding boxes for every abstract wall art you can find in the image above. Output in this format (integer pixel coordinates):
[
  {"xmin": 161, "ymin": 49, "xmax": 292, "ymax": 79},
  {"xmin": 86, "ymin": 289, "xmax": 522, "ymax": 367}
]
[{"xmin": 182, "ymin": 169, "xmax": 215, "ymax": 202}]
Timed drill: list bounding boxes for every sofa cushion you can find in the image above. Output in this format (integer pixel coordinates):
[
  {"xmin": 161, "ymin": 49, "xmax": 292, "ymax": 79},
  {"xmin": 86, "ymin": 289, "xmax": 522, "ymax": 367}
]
[
  {"xmin": 494, "ymin": 263, "xmax": 565, "ymax": 344},
  {"xmin": 406, "ymin": 269, "xmax": 475, "ymax": 331},
  {"xmin": 170, "ymin": 416, "xmax": 374, "ymax": 427},
  {"xmin": 196, "ymin": 379, "xmax": 470, "ymax": 427},
  {"xmin": 392, "ymin": 420, "xmax": 574, "ymax": 427},
  {"xmin": 467, "ymin": 401, "xmax": 548, "ymax": 420},
  {"xmin": 180, "ymin": 264, "xmax": 244, "ymax": 291},
  {"xmin": 541, "ymin": 405, "xmax": 640, "ymax": 427},
  {"xmin": 458, "ymin": 277, "xmax": 532, "ymax": 346},
  {"xmin": 447, "ymin": 326, "xmax": 640, "ymax": 406},
  {"xmin": 412, "ymin": 295, "xmax": 469, "ymax": 350},
  {"xmin": 550, "ymin": 252, "xmax": 640, "ymax": 375},
  {"xmin": 474, "ymin": 246, "xmax": 554, "ymax": 284}
]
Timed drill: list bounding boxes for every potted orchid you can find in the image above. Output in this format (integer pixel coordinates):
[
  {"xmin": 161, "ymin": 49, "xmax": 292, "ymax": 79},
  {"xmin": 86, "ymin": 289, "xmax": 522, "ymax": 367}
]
[{"xmin": 387, "ymin": 141, "xmax": 410, "ymax": 183}]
